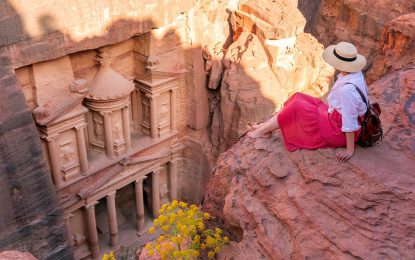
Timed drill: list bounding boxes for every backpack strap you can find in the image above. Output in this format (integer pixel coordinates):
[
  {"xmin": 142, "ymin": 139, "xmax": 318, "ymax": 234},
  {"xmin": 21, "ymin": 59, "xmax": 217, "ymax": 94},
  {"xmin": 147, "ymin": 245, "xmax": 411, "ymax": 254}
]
[{"xmin": 345, "ymin": 82, "xmax": 369, "ymax": 108}]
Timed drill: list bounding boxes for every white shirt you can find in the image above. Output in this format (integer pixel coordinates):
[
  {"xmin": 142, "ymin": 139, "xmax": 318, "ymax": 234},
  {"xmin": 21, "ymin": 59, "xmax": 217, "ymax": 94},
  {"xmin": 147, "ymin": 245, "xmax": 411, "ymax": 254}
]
[{"xmin": 327, "ymin": 71, "xmax": 368, "ymax": 132}]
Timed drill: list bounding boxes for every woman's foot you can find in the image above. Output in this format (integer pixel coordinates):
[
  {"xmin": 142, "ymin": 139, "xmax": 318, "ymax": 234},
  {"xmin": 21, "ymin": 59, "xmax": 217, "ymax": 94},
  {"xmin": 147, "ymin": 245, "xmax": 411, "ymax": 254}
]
[{"xmin": 247, "ymin": 129, "xmax": 271, "ymax": 138}]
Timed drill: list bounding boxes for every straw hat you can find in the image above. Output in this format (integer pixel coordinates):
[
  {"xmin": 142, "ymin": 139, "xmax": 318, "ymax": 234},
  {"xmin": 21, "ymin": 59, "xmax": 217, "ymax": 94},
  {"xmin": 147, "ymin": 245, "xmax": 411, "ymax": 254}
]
[{"xmin": 322, "ymin": 42, "xmax": 367, "ymax": 73}]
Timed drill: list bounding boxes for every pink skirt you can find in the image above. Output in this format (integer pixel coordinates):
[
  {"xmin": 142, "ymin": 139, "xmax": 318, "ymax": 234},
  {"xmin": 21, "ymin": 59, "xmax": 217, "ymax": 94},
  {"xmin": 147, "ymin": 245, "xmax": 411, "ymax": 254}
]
[{"xmin": 277, "ymin": 92, "xmax": 360, "ymax": 152}]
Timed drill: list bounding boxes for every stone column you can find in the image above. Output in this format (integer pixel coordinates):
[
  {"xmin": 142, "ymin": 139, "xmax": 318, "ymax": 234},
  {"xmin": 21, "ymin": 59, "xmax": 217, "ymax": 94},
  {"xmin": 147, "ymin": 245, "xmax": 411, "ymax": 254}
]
[
  {"xmin": 131, "ymin": 90, "xmax": 139, "ymax": 129},
  {"xmin": 106, "ymin": 192, "xmax": 119, "ymax": 250},
  {"xmin": 168, "ymin": 160, "xmax": 178, "ymax": 201},
  {"xmin": 75, "ymin": 125, "xmax": 88, "ymax": 173},
  {"xmin": 85, "ymin": 203, "xmax": 99, "ymax": 259},
  {"xmin": 170, "ymin": 88, "xmax": 177, "ymax": 133},
  {"xmin": 86, "ymin": 112, "xmax": 94, "ymax": 148},
  {"xmin": 148, "ymin": 94, "xmax": 159, "ymax": 139},
  {"xmin": 152, "ymin": 169, "xmax": 161, "ymax": 218},
  {"xmin": 63, "ymin": 213, "xmax": 74, "ymax": 246},
  {"xmin": 45, "ymin": 135, "xmax": 63, "ymax": 188},
  {"xmin": 135, "ymin": 179, "xmax": 145, "ymax": 233},
  {"xmin": 102, "ymin": 111, "xmax": 114, "ymax": 157},
  {"xmin": 122, "ymin": 106, "xmax": 131, "ymax": 150}
]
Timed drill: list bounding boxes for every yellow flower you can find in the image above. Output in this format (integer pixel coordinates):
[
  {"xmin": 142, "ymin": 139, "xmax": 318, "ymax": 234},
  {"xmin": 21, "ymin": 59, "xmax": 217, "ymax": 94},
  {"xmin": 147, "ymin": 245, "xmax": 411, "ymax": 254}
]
[
  {"xmin": 224, "ymin": 236, "xmax": 229, "ymax": 243},
  {"xmin": 206, "ymin": 236, "xmax": 215, "ymax": 247},
  {"xmin": 148, "ymin": 249, "xmax": 154, "ymax": 256},
  {"xmin": 159, "ymin": 215, "xmax": 167, "ymax": 224},
  {"xmin": 171, "ymin": 236, "xmax": 178, "ymax": 243},
  {"xmin": 180, "ymin": 225, "xmax": 188, "ymax": 233},
  {"xmin": 191, "ymin": 205, "xmax": 198, "ymax": 212},
  {"xmin": 201, "ymin": 243, "xmax": 207, "ymax": 250},
  {"xmin": 171, "ymin": 200, "xmax": 179, "ymax": 208},
  {"xmin": 214, "ymin": 233, "xmax": 221, "ymax": 239},
  {"xmin": 203, "ymin": 212, "xmax": 210, "ymax": 219},
  {"xmin": 208, "ymin": 251, "xmax": 215, "ymax": 259},
  {"xmin": 161, "ymin": 203, "xmax": 168, "ymax": 210},
  {"xmin": 161, "ymin": 225, "xmax": 170, "ymax": 232},
  {"xmin": 214, "ymin": 246, "xmax": 221, "ymax": 253},
  {"xmin": 153, "ymin": 219, "xmax": 160, "ymax": 225},
  {"xmin": 159, "ymin": 208, "xmax": 165, "ymax": 214},
  {"xmin": 145, "ymin": 244, "xmax": 152, "ymax": 250},
  {"xmin": 155, "ymin": 244, "xmax": 161, "ymax": 252},
  {"xmin": 177, "ymin": 210, "xmax": 184, "ymax": 216},
  {"xmin": 167, "ymin": 206, "xmax": 173, "ymax": 211},
  {"xmin": 173, "ymin": 250, "xmax": 180, "ymax": 258},
  {"xmin": 197, "ymin": 222, "xmax": 205, "ymax": 231},
  {"xmin": 192, "ymin": 250, "xmax": 200, "ymax": 257},
  {"xmin": 179, "ymin": 201, "xmax": 187, "ymax": 208},
  {"xmin": 161, "ymin": 251, "xmax": 167, "ymax": 260},
  {"xmin": 158, "ymin": 235, "xmax": 165, "ymax": 242},
  {"xmin": 215, "ymin": 228, "xmax": 222, "ymax": 234},
  {"xmin": 189, "ymin": 225, "xmax": 196, "ymax": 233},
  {"xmin": 149, "ymin": 227, "xmax": 155, "ymax": 234},
  {"xmin": 194, "ymin": 235, "xmax": 200, "ymax": 243}
]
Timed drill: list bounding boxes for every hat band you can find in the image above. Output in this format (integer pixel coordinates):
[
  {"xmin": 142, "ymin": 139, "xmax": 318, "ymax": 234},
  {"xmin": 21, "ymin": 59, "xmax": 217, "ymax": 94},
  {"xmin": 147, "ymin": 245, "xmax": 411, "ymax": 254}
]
[{"xmin": 333, "ymin": 49, "xmax": 357, "ymax": 62}]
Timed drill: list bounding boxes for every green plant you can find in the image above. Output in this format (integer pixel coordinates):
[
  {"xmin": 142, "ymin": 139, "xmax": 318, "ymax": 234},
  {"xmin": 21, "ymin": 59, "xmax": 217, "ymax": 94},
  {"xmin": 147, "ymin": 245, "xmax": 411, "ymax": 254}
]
[{"xmin": 145, "ymin": 200, "xmax": 229, "ymax": 259}]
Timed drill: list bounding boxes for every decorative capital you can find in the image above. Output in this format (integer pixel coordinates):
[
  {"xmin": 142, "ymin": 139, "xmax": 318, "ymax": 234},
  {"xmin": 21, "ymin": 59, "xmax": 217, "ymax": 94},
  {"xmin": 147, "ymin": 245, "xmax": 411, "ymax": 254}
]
[
  {"xmin": 135, "ymin": 176, "xmax": 147, "ymax": 184},
  {"xmin": 145, "ymin": 93, "xmax": 160, "ymax": 100},
  {"xmin": 44, "ymin": 134, "xmax": 59, "ymax": 142},
  {"xmin": 106, "ymin": 191, "xmax": 116, "ymax": 199},
  {"xmin": 74, "ymin": 123, "xmax": 87, "ymax": 131},
  {"xmin": 85, "ymin": 201, "xmax": 98, "ymax": 210},
  {"xmin": 100, "ymin": 111, "xmax": 112, "ymax": 117}
]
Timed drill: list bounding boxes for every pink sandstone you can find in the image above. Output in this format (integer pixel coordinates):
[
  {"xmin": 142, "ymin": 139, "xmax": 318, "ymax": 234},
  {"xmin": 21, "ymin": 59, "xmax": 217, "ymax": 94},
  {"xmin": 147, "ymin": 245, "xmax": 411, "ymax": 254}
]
[
  {"xmin": 203, "ymin": 64, "xmax": 415, "ymax": 259},
  {"xmin": 0, "ymin": 251, "xmax": 37, "ymax": 260}
]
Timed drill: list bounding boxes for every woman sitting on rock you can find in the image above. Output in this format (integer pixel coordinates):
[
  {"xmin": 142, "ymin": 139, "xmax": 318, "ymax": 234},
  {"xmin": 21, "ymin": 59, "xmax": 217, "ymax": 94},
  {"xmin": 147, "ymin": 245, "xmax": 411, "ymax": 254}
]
[{"xmin": 248, "ymin": 42, "xmax": 368, "ymax": 163}]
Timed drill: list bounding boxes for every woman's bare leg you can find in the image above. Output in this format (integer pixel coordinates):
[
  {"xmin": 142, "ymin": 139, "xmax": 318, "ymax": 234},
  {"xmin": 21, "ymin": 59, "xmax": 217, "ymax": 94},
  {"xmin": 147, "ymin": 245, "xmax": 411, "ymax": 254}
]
[{"xmin": 248, "ymin": 115, "xmax": 279, "ymax": 138}]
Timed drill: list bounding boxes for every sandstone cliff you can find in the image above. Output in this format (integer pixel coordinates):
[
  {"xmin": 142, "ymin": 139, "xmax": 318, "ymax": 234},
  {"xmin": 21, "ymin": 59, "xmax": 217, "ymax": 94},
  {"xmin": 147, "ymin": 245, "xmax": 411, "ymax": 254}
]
[
  {"xmin": 209, "ymin": 0, "xmax": 334, "ymax": 156},
  {"xmin": 203, "ymin": 63, "xmax": 415, "ymax": 258},
  {"xmin": 299, "ymin": 0, "xmax": 415, "ymax": 83}
]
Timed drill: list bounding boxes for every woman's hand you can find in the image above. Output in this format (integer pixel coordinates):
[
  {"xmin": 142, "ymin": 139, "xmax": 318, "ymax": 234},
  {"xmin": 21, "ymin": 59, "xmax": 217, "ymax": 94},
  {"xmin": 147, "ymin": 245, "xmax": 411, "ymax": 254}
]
[
  {"xmin": 336, "ymin": 149, "xmax": 354, "ymax": 162},
  {"xmin": 336, "ymin": 132, "xmax": 356, "ymax": 162}
]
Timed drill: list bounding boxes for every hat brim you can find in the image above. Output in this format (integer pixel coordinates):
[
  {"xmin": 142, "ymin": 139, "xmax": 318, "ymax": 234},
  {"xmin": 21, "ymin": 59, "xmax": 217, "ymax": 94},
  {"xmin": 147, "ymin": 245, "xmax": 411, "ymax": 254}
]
[{"xmin": 322, "ymin": 45, "xmax": 367, "ymax": 73}]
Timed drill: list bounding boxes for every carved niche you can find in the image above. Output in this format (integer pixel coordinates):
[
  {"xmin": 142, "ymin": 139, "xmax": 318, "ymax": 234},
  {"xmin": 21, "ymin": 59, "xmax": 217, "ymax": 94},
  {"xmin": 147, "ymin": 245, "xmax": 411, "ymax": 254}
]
[{"xmin": 134, "ymin": 74, "xmax": 179, "ymax": 139}]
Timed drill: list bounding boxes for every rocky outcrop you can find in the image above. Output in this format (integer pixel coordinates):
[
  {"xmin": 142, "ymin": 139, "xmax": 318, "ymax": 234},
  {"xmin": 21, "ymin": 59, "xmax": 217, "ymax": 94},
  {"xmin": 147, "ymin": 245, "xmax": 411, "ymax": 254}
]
[
  {"xmin": 0, "ymin": 57, "xmax": 72, "ymax": 259},
  {"xmin": 301, "ymin": 0, "xmax": 415, "ymax": 83},
  {"xmin": 203, "ymin": 64, "xmax": 415, "ymax": 259},
  {"xmin": 210, "ymin": 0, "xmax": 334, "ymax": 155},
  {"xmin": 376, "ymin": 13, "xmax": 415, "ymax": 78}
]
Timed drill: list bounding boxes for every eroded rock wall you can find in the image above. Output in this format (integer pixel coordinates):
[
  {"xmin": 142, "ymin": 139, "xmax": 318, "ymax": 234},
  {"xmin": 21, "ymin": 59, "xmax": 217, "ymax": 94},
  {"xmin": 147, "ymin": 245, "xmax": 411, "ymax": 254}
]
[
  {"xmin": 300, "ymin": 0, "xmax": 415, "ymax": 82},
  {"xmin": 0, "ymin": 56, "xmax": 72, "ymax": 259},
  {"xmin": 203, "ymin": 63, "xmax": 415, "ymax": 259},
  {"xmin": 209, "ymin": 0, "xmax": 334, "ymax": 155}
]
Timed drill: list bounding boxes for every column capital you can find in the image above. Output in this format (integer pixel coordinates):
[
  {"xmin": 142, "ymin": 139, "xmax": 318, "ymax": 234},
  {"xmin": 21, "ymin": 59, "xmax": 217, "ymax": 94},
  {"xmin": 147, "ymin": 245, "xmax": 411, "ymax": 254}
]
[
  {"xmin": 135, "ymin": 176, "xmax": 147, "ymax": 184},
  {"xmin": 106, "ymin": 191, "xmax": 116, "ymax": 199},
  {"xmin": 100, "ymin": 111, "xmax": 112, "ymax": 117},
  {"xmin": 145, "ymin": 93, "xmax": 160, "ymax": 100},
  {"xmin": 63, "ymin": 213, "xmax": 74, "ymax": 222},
  {"xmin": 85, "ymin": 201, "xmax": 98, "ymax": 210},
  {"xmin": 152, "ymin": 168, "xmax": 162, "ymax": 174},
  {"xmin": 74, "ymin": 123, "xmax": 88, "ymax": 131},
  {"xmin": 43, "ymin": 134, "xmax": 59, "ymax": 142}
]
